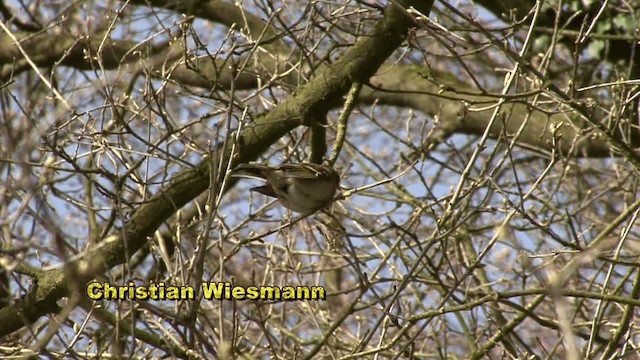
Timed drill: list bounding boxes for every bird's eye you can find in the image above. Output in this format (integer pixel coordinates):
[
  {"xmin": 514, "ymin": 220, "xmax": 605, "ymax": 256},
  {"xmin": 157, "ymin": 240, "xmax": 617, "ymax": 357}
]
[{"xmin": 278, "ymin": 183, "xmax": 290, "ymax": 194}]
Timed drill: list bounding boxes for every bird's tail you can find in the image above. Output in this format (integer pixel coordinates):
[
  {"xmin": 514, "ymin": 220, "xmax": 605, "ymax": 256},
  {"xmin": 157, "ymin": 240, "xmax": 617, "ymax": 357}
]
[{"xmin": 232, "ymin": 163, "xmax": 270, "ymax": 180}]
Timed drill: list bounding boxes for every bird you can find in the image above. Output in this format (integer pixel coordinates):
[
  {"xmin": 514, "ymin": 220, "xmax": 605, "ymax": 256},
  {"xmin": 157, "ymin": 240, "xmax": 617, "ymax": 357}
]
[{"xmin": 233, "ymin": 162, "xmax": 340, "ymax": 214}]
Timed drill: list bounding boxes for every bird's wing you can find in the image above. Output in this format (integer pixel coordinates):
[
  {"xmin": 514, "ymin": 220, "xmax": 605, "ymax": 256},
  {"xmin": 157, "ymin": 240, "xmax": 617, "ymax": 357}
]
[{"xmin": 277, "ymin": 163, "xmax": 325, "ymax": 179}]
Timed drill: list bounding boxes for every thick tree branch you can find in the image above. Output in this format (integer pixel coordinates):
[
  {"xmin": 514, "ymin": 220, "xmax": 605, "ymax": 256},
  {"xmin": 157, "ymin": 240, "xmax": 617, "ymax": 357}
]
[{"xmin": 363, "ymin": 65, "xmax": 632, "ymax": 157}]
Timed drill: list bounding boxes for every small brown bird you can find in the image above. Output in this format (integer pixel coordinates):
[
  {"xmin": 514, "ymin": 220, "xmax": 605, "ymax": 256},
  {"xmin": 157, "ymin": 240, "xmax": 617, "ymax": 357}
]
[{"xmin": 233, "ymin": 162, "xmax": 340, "ymax": 214}]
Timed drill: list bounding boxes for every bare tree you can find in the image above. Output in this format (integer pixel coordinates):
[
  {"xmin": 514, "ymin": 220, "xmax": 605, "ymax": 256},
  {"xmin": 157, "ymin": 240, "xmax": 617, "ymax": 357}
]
[{"xmin": 1, "ymin": 0, "xmax": 639, "ymax": 358}]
